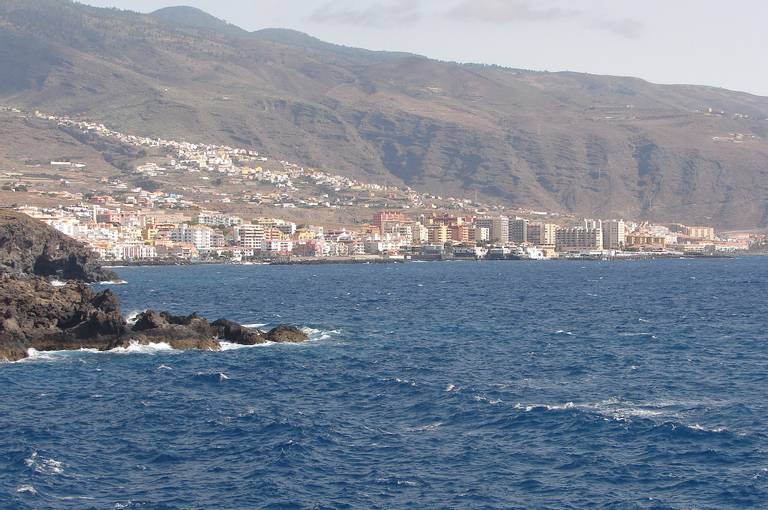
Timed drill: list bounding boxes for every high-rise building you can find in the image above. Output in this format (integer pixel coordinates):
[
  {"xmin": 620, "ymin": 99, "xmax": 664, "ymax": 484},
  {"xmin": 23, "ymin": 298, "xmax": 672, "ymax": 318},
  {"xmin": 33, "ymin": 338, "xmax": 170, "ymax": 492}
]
[
  {"xmin": 528, "ymin": 223, "xmax": 558, "ymax": 246},
  {"xmin": 170, "ymin": 224, "xmax": 212, "ymax": 250},
  {"xmin": 427, "ymin": 224, "xmax": 450, "ymax": 245},
  {"xmin": 476, "ymin": 216, "xmax": 509, "ymax": 244},
  {"xmin": 509, "ymin": 218, "xmax": 528, "ymax": 244},
  {"xmin": 235, "ymin": 224, "xmax": 265, "ymax": 250},
  {"xmin": 584, "ymin": 218, "xmax": 603, "ymax": 230},
  {"xmin": 473, "ymin": 226, "xmax": 490, "ymax": 242},
  {"xmin": 602, "ymin": 220, "xmax": 626, "ymax": 249},
  {"xmin": 450, "ymin": 224, "xmax": 470, "ymax": 244}
]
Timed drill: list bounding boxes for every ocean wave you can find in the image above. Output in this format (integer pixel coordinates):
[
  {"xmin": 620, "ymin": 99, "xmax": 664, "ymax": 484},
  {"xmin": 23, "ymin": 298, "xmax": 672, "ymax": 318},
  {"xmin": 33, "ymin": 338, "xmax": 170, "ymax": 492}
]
[
  {"xmin": 11, "ymin": 326, "xmax": 339, "ymax": 363},
  {"xmin": 19, "ymin": 342, "xmax": 177, "ymax": 362},
  {"xmin": 16, "ymin": 484, "xmax": 37, "ymax": 495},
  {"xmin": 125, "ymin": 309, "xmax": 145, "ymax": 325},
  {"xmin": 107, "ymin": 341, "xmax": 177, "ymax": 355},
  {"xmin": 618, "ymin": 332, "xmax": 657, "ymax": 338},
  {"xmin": 25, "ymin": 451, "xmax": 64, "ymax": 475},
  {"xmin": 512, "ymin": 398, "xmax": 734, "ymax": 435},
  {"xmin": 219, "ymin": 341, "xmax": 276, "ymax": 351},
  {"xmin": 301, "ymin": 327, "xmax": 341, "ymax": 342},
  {"xmin": 193, "ymin": 371, "xmax": 230, "ymax": 383},
  {"xmin": 474, "ymin": 394, "xmax": 503, "ymax": 405},
  {"xmin": 405, "ymin": 422, "xmax": 443, "ymax": 433},
  {"xmin": 242, "ymin": 323, "xmax": 267, "ymax": 329}
]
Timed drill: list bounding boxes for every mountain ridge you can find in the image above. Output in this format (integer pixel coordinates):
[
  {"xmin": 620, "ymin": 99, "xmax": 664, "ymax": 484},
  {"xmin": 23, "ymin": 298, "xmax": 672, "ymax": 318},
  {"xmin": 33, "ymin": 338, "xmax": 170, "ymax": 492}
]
[{"xmin": 1, "ymin": 0, "xmax": 767, "ymax": 228}]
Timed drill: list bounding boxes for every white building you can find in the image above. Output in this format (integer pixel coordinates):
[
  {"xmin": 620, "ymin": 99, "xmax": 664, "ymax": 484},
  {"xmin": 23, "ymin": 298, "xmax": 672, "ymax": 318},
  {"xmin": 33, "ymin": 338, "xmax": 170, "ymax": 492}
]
[{"xmin": 171, "ymin": 224, "xmax": 212, "ymax": 250}]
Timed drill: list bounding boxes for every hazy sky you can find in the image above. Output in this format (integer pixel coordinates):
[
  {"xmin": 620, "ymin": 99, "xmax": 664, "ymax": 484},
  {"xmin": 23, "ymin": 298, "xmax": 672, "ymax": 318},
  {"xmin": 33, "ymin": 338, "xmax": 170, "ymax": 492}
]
[{"xmin": 82, "ymin": 0, "xmax": 768, "ymax": 96}]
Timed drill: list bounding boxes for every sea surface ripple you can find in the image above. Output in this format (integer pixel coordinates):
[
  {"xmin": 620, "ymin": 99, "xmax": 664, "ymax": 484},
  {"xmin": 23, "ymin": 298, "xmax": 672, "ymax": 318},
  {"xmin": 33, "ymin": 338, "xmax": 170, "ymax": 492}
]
[{"xmin": 2, "ymin": 259, "xmax": 768, "ymax": 509}]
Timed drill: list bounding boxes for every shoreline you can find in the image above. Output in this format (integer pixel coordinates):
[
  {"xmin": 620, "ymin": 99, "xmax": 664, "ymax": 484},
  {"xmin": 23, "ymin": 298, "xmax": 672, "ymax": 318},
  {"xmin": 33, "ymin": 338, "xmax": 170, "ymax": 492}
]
[{"xmin": 100, "ymin": 252, "xmax": 747, "ymax": 268}]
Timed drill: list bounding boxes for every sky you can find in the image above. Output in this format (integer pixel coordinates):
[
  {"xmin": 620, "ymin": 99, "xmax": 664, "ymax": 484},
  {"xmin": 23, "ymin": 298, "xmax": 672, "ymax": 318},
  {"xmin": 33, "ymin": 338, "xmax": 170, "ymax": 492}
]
[{"xmin": 82, "ymin": 0, "xmax": 768, "ymax": 96}]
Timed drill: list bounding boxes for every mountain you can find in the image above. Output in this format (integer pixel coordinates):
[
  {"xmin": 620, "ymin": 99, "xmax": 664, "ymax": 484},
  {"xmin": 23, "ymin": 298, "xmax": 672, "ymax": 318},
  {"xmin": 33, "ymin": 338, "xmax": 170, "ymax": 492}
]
[
  {"xmin": 150, "ymin": 6, "xmax": 249, "ymax": 37},
  {"xmin": 1, "ymin": 0, "xmax": 768, "ymax": 228}
]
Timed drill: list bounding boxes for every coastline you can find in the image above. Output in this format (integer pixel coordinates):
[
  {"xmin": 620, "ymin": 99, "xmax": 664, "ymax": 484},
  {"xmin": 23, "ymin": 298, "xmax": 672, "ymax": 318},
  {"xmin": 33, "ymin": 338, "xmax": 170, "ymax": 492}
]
[{"xmin": 100, "ymin": 252, "xmax": 744, "ymax": 268}]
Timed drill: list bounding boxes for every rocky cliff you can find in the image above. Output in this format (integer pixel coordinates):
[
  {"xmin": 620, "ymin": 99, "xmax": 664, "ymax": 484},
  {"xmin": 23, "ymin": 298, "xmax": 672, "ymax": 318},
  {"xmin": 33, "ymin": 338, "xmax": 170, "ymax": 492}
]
[
  {"xmin": 0, "ymin": 211, "xmax": 307, "ymax": 361},
  {"xmin": 0, "ymin": 210, "xmax": 117, "ymax": 282}
]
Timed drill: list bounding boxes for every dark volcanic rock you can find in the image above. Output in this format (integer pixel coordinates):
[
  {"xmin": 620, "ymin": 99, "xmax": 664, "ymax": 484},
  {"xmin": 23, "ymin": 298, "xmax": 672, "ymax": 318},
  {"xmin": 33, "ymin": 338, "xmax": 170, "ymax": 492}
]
[
  {"xmin": 0, "ymin": 276, "xmax": 127, "ymax": 361},
  {"xmin": 267, "ymin": 325, "xmax": 309, "ymax": 344},
  {"xmin": 124, "ymin": 310, "xmax": 219, "ymax": 351},
  {"xmin": 0, "ymin": 211, "xmax": 307, "ymax": 361},
  {"xmin": 212, "ymin": 319, "xmax": 268, "ymax": 345},
  {"xmin": 0, "ymin": 210, "xmax": 117, "ymax": 283}
]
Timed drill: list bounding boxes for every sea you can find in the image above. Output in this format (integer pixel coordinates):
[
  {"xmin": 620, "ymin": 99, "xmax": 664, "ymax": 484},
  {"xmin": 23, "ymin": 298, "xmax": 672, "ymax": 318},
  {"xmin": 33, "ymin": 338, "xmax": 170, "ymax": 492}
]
[{"xmin": 1, "ymin": 258, "xmax": 767, "ymax": 509}]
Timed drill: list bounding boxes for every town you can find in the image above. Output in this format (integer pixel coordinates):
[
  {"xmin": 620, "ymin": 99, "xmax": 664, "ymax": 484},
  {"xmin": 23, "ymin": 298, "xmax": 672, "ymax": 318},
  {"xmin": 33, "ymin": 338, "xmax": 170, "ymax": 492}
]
[
  {"xmin": 1, "ymin": 107, "xmax": 762, "ymax": 264},
  {"xmin": 13, "ymin": 203, "xmax": 759, "ymax": 264}
]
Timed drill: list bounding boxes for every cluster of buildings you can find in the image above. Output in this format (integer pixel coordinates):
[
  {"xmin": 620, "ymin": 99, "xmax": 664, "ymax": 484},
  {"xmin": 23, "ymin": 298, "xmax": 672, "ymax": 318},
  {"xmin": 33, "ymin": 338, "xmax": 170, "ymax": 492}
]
[
  {"xmin": 33, "ymin": 110, "xmax": 405, "ymax": 200},
  {"xmin": 14, "ymin": 201, "xmax": 755, "ymax": 264},
  {"xmin": 0, "ymin": 107, "xmax": 760, "ymax": 264},
  {"xmin": 368, "ymin": 212, "xmax": 748, "ymax": 259}
]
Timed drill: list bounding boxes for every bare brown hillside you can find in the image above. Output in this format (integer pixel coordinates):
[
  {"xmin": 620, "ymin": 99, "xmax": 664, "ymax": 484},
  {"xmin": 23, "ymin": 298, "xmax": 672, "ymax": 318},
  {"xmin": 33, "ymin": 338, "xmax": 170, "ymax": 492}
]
[{"xmin": 1, "ymin": 1, "xmax": 768, "ymax": 227}]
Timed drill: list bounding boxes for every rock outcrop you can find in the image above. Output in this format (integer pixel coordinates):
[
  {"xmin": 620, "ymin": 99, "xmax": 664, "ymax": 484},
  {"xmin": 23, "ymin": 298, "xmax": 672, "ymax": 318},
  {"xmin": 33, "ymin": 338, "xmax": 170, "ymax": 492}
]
[
  {"xmin": 0, "ymin": 277, "xmax": 127, "ymax": 360},
  {"xmin": 212, "ymin": 319, "xmax": 268, "ymax": 345},
  {"xmin": 266, "ymin": 324, "xmax": 311, "ymax": 344},
  {"xmin": 0, "ymin": 212, "xmax": 309, "ymax": 362},
  {"xmin": 0, "ymin": 210, "xmax": 118, "ymax": 283}
]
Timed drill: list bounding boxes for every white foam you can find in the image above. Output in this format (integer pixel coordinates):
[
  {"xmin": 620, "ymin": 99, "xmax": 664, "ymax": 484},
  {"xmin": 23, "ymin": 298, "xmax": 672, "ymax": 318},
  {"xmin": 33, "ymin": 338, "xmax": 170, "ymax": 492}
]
[
  {"xmin": 687, "ymin": 423, "xmax": 728, "ymax": 433},
  {"xmin": 301, "ymin": 327, "xmax": 340, "ymax": 342},
  {"xmin": 98, "ymin": 280, "xmax": 127, "ymax": 285},
  {"xmin": 25, "ymin": 452, "xmax": 64, "ymax": 475},
  {"xmin": 21, "ymin": 348, "xmax": 60, "ymax": 362},
  {"xmin": 393, "ymin": 377, "xmax": 417, "ymax": 387},
  {"xmin": 242, "ymin": 323, "xmax": 267, "ymax": 329},
  {"xmin": 16, "ymin": 484, "xmax": 36, "ymax": 495},
  {"xmin": 108, "ymin": 341, "xmax": 176, "ymax": 355},
  {"xmin": 12, "ymin": 340, "xmax": 244, "ymax": 362},
  {"xmin": 474, "ymin": 395, "xmax": 503, "ymax": 405},
  {"xmin": 518, "ymin": 398, "xmax": 734, "ymax": 433},
  {"xmin": 125, "ymin": 310, "xmax": 145, "ymax": 325},
  {"xmin": 219, "ymin": 341, "xmax": 275, "ymax": 351},
  {"xmin": 445, "ymin": 384, "xmax": 458, "ymax": 392}
]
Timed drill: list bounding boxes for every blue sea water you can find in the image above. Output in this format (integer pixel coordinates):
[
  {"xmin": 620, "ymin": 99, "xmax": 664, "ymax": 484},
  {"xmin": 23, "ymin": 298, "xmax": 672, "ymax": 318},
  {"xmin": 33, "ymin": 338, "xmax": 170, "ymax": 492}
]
[{"xmin": 2, "ymin": 258, "xmax": 768, "ymax": 509}]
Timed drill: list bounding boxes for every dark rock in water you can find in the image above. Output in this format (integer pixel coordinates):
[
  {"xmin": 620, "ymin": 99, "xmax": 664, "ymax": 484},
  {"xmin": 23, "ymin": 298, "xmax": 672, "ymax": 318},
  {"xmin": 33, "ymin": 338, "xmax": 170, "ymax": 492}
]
[
  {"xmin": 212, "ymin": 319, "xmax": 268, "ymax": 345},
  {"xmin": 267, "ymin": 325, "xmax": 309, "ymax": 344},
  {"xmin": 0, "ymin": 276, "xmax": 127, "ymax": 360},
  {"xmin": 0, "ymin": 211, "xmax": 308, "ymax": 361},
  {"xmin": 123, "ymin": 310, "xmax": 219, "ymax": 351},
  {"xmin": 0, "ymin": 210, "xmax": 118, "ymax": 283},
  {"xmin": 131, "ymin": 309, "xmax": 168, "ymax": 332}
]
